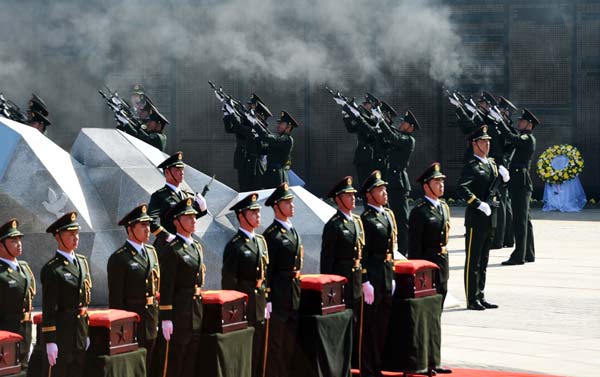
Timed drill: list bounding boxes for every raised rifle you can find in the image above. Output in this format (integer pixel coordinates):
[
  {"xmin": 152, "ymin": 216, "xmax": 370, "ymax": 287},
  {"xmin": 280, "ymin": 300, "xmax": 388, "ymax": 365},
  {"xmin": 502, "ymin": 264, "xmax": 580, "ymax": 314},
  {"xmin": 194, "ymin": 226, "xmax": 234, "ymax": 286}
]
[
  {"xmin": 208, "ymin": 81, "xmax": 271, "ymax": 133},
  {"xmin": 0, "ymin": 92, "xmax": 28, "ymax": 123},
  {"xmin": 98, "ymin": 86, "xmax": 146, "ymax": 132}
]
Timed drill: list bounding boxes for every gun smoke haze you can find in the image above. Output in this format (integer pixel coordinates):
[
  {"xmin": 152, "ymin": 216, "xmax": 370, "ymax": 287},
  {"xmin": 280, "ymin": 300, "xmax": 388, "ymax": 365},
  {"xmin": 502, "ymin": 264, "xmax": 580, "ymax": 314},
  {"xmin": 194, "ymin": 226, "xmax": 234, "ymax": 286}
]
[{"xmin": 0, "ymin": 0, "xmax": 470, "ymax": 146}]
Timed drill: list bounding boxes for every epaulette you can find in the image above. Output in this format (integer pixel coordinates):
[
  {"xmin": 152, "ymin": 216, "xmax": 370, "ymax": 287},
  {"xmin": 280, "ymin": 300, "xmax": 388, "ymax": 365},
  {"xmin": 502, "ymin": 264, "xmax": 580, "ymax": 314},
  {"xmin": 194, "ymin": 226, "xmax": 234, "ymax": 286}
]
[
  {"xmin": 352, "ymin": 213, "xmax": 361, "ymax": 220},
  {"xmin": 46, "ymin": 257, "xmax": 60, "ymax": 266},
  {"xmin": 145, "ymin": 244, "xmax": 156, "ymax": 251},
  {"xmin": 331, "ymin": 213, "xmax": 341, "ymax": 222},
  {"xmin": 264, "ymin": 225, "xmax": 276, "ymax": 235},
  {"xmin": 76, "ymin": 253, "xmax": 88, "ymax": 260},
  {"xmin": 439, "ymin": 198, "xmax": 447, "ymax": 204},
  {"xmin": 115, "ymin": 246, "xmax": 127, "ymax": 254},
  {"xmin": 255, "ymin": 234, "xmax": 265, "ymax": 240},
  {"xmin": 156, "ymin": 186, "xmax": 168, "ymax": 193},
  {"xmin": 231, "ymin": 235, "xmax": 241, "ymax": 243},
  {"xmin": 414, "ymin": 198, "xmax": 426, "ymax": 207}
]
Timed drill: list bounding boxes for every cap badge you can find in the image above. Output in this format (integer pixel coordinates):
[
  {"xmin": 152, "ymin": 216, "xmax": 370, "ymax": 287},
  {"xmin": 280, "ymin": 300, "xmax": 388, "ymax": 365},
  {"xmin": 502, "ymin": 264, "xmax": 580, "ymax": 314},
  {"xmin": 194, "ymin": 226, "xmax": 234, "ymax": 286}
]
[
  {"xmin": 70, "ymin": 213, "xmax": 77, "ymax": 221},
  {"xmin": 186, "ymin": 198, "xmax": 192, "ymax": 206},
  {"xmin": 283, "ymin": 182, "xmax": 289, "ymax": 191},
  {"xmin": 141, "ymin": 205, "xmax": 147, "ymax": 213},
  {"xmin": 375, "ymin": 171, "xmax": 381, "ymax": 179},
  {"xmin": 177, "ymin": 153, "xmax": 183, "ymax": 160},
  {"xmin": 347, "ymin": 177, "xmax": 352, "ymax": 185},
  {"xmin": 252, "ymin": 194, "xmax": 257, "ymax": 201},
  {"xmin": 434, "ymin": 164, "xmax": 440, "ymax": 172},
  {"xmin": 11, "ymin": 220, "xmax": 17, "ymax": 228},
  {"xmin": 482, "ymin": 125, "xmax": 487, "ymax": 133}
]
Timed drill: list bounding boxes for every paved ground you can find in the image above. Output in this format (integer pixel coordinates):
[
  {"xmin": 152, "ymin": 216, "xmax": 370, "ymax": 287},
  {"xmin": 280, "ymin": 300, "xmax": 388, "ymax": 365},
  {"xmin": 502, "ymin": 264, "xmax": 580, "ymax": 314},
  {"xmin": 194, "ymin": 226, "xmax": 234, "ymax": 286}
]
[{"xmin": 441, "ymin": 208, "xmax": 600, "ymax": 377}]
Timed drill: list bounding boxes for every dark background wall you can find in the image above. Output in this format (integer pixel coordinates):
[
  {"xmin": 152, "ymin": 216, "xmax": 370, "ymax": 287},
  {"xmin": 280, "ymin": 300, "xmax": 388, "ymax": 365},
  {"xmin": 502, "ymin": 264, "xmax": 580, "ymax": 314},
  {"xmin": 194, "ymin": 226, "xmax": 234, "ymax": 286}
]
[{"xmin": 4, "ymin": 1, "xmax": 600, "ymax": 199}]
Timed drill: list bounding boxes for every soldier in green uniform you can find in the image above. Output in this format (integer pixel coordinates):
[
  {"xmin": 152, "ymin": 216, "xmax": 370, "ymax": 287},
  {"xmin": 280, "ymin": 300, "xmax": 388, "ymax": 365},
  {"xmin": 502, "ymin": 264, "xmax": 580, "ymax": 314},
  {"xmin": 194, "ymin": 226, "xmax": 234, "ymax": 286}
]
[
  {"xmin": 408, "ymin": 163, "xmax": 453, "ymax": 374},
  {"xmin": 500, "ymin": 109, "xmax": 539, "ymax": 265},
  {"xmin": 147, "ymin": 152, "xmax": 207, "ymax": 260},
  {"xmin": 0, "ymin": 219, "xmax": 35, "ymax": 369},
  {"xmin": 457, "ymin": 126, "xmax": 507, "ymax": 310},
  {"xmin": 117, "ymin": 101, "xmax": 169, "ymax": 151},
  {"xmin": 223, "ymin": 94, "xmax": 271, "ymax": 191},
  {"xmin": 222, "ymin": 193, "xmax": 270, "ymax": 377},
  {"xmin": 262, "ymin": 183, "xmax": 303, "ymax": 377},
  {"xmin": 26, "ymin": 93, "xmax": 52, "ymax": 134},
  {"xmin": 378, "ymin": 107, "xmax": 419, "ymax": 257},
  {"xmin": 359, "ymin": 170, "xmax": 396, "ymax": 377},
  {"xmin": 254, "ymin": 111, "xmax": 299, "ymax": 189},
  {"xmin": 107, "ymin": 204, "xmax": 160, "ymax": 371},
  {"xmin": 320, "ymin": 176, "xmax": 367, "ymax": 369},
  {"xmin": 41, "ymin": 212, "xmax": 92, "ymax": 376},
  {"xmin": 157, "ymin": 198, "xmax": 205, "ymax": 377},
  {"xmin": 27, "ymin": 111, "xmax": 52, "ymax": 134}
]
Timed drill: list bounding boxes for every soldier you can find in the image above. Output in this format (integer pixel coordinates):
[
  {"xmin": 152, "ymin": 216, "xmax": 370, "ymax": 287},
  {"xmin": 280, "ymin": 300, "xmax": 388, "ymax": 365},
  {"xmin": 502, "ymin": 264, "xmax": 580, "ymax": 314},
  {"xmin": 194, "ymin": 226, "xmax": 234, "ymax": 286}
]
[
  {"xmin": 223, "ymin": 94, "xmax": 271, "ymax": 191},
  {"xmin": 107, "ymin": 204, "xmax": 160, "ymax": 371},
  {"xmin": 342, "ymin": 94, "xmax": 379, "ymax": 183},
  {"xmin": 263, "ymin": 183, "xmax": 303, "ymax": 377},
  {"xmin": 359, "ymin": 170, "xmax": 396, "ymax": 376},
  {"xmin": 222, "ymin": 193, "xmax": 270, "ymax": 377},
  {"xmin": 0, "ymin": 219, "xmax": 35, "ymax": 369},
  {"xmin": 158, "ymin": 198, "xmax": 205, "ymax": 377},
  {"xmin": 130, "ymin": 84, "xmax": 147, "ymax": 119},
  {"xmin": 456, "ymin": 126, "xmax": 508, "ymax": 310},
  {"xmin": 27, "ymin": 93, "xmax": 49, "ymax": 120},
  {"xmin": 497, "ymin": 96, "xmax": 518, "ymax": 248},
  {"xmin": 116, "ymin": 101, "xmax": 169, "ymax": 151},
  {"xmin": 254, "ymin": 111, "xmax": 299, "ymax": 189},
  {"xmin": 41, "ymin": 212, "xmax": 92, "ymax": 376},
  {"xmin": 408, "ymin": 163, "xmax": 450, "ymax": 305},
  {"xmin": 320, "ymin": 176, "xmax": 368, "ymax": 369},
  {"xmin": 500, "ymin": 109, "xmax": 539, "ymax": 265},
  {"xmin": 379, "ymin": 107, "xmax": 419, "ymax": 257},
  {"xmin": 147, "ymin": 152, "xmax": 207, "ymax": 260},
  {"xmin": 27, "ymin": 111, "xmax": 52, "ymax": 134}
]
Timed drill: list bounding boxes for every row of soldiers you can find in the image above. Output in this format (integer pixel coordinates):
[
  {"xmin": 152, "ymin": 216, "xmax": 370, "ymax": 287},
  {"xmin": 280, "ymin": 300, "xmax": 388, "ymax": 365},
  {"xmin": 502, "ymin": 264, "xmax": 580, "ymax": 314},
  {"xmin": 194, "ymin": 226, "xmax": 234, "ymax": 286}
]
[{"xmin": 0, "ymin": 148, "xmax": 453, "ymax": 377}]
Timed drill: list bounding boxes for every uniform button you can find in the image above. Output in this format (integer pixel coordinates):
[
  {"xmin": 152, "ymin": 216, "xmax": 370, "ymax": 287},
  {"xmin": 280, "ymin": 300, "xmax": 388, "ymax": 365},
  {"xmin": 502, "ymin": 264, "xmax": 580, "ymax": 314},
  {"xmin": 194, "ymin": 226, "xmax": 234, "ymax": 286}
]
[
  {"xmin": 145, "ymin": 279, "xmax": 148, "ymax": 283},
  {"xmin": 256, "ymin": 267, "xmax": 260, "ymax": 271},
  {"xmin": 354, "ymin": 247, "xmax": 357, "ymax": 251},
  {"xmin": 79, "ymin": 289, "xmax": 82, "ymax": 293},
  {"xmin": 79, "ymin": 302, "xmax": 82, "ymax": 306},
  {"xmin": 23, "ymin": 308, "xmax": 26, "ymax": 312},
  {"xmin": 77, "ymin": 315, "xmax": 80, "ymax": 318},
  {"xmin": 293, "ymin": 267, "xmax": 297, "ymax": 271},
  {"xmin": 196, "ymin": 273, "xmax": 200, "ymax": 277}
]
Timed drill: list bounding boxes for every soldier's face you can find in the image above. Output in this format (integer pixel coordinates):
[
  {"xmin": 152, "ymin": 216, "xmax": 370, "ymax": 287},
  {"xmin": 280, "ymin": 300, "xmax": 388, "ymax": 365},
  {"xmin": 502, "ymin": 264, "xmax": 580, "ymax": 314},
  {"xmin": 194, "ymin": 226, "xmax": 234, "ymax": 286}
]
[
  {"xmin": 29, "ymin": 122, "xmax": 45, "ymax": 133},
  {"xmin": 517, "ymin": 119, "xmax": 532, "ymax": 131},
  {"xmin": 130, "ymin": 221, "xmax": 150, "ymax": 243},
  {"xmin": 146, "ymin": 120, "xmax": 161, "ymax": 132},
  {"xmin": 176, "ymin": 214, "xmax": 197, "ymax": 234},
  {"xmin": 277, "ymin": 199, "xmax": 295, "ymax": 218},
  {"xmin": 242, "ymin": 209, "xmax": 261, "ymax": 229},
  {"xmin": 428, "ymin": 178, "xmax": 445, "ymax": 198},
  {"xmin": 276, "ymin": 122, "xmax": 290, "ymax": 134},
  {"xmin": 473, "ymin": 139, "xmax": 490, "ymax": 157},
  {"xmin": 57, "ymin": 230, "xmax": 79, "ymax": 251},
  {"xmin": 0, "ymin": 236, "xmax": 23, "ymax": 258},
  {"xmin": 368, "ymin": 185, "xmax": 388, "ymax": 206},
  {"xmin": 399, "ymin": 121, "xmax": 414, "ymax": 134},
  {"xmin": 337, "ymin": 192, "xmax": 356, "ymax": 211},
  {"xmin": 167, "ymin": 167, "xmax": 185, "ymax": 185}
]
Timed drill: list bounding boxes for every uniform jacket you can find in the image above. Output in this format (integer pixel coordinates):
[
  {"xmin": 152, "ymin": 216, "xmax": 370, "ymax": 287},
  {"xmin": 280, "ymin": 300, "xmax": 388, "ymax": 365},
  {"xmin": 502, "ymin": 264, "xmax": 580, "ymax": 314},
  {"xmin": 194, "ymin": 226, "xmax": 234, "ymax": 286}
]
[
  {"xmin": 343, "ymin": 109, "xmax": 377, "ymax": 167},
  {"xmin": 41, "ymin": 253, "xmax": 91, "ymax": 352},
  {"xmin": 456, "ymin": 157, "xmax": 500, "ymax": 227},
  {"xmin": 0, "ymin": 260, "xmax": 35, "ymax": 354},
  {"xmin": 361, "ymin": 206, "xmax": 397, "ymax": 297},
  {"xmin": 117, "ymin": 123, "xmax": 167, "ymax": 151},
  {"xmin": 148, "ymin": 185, "xmax": 207, "ymax": 240},
  {"xmin": 380, "ymin": 121, "xmax": 415, "ymax": 192},
  {"xmin": 223, "ymin": 113, "xmax": 267, "ymax": 175},
  {"xmin": 500, "ymin": 125, "xmax": 536, "ymax": 191},
  {"xmin": 107, "ymin": 242, "xmax": 160, "ymax": 342},
  {"xmin": 222, "ymin": 230, "xmax": 269, "ymax": 324},
  {"xmin": 263, "ymin": 221, "xmax": 303, "ymax": 318},
  {"xmin": 320, "ymin": 211, "xmax": 365, "ymax": 304},
  {"xmin": 408, "ymin": 198, "xmax": 450, "ymax": 283}
]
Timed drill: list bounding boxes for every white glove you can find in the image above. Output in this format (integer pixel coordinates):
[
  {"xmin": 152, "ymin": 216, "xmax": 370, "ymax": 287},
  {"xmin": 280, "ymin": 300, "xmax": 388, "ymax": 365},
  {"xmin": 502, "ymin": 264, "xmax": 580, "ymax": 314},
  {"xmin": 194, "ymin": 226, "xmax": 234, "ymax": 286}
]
[
  {"xmin": 162, "ymin": 320, "xmax": 173, "ymax": 341},
  {"xmin": 222, "ymin": 103, "xmax": 234, "ymax": 116},
  {"xmin": 477, "ymin": 202, "xmax": 492, "ymax": 217},
  {"xmin": 245, "ymin": 112, "xmax": 258, "ymax": 125},
  {"xmin": 391, "ymin": 279, "xmax": 396, "ymax": 295},
  {"xmin": 165, "ymin": 233, "xmax": 176, "ymax": 242},
  {"xmin": 371, "ymin": 107, "xmax": 384, "ymax": 121},
  {"xmin": 344, "ymin": 104, "xmax": 360, "ymax": 118},
  {"xmin": 46, "ymin": 343, "xmax": 58, "ymax": 366},
  {"xmin": 362, "ymin": 282, "xmax": 375, "ymax": 305},
  {"xmin": 85, "ymin": 337, "xmax": 90, "ymax": 350},
  {"xmin": 498, "ymin": 165, "xmax": 510, "ymax": 182},
  {"xmin": 194, "ymin": 192, "xmax": 207, "ymax": 212},
  {"xmin": 264, "ymin": 302, "xmax": 272, "ymax": 320},
  {"xmin": 333, "ymin": 97, "xmax": 346, "ymax": 106}
]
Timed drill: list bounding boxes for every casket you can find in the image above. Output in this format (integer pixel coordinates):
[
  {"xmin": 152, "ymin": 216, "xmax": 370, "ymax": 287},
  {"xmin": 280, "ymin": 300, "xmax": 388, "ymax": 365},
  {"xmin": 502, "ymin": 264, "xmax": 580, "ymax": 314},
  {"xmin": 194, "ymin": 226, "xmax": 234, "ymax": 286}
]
[
  {"xmin": 0, "ymin": 331, "xmax": 23, "ymax": 376},
  {"xmin": 300, "ymin": 274, "xmax": 348, "ymax": 315},
  {"xmin": 394, "ymin": 260, "xmax": 438, "ymax": 299},
  {"xmin": 202, "ymin": 290, "xmax": 248, "ymax": 334},
  {"xmin": 87, "ymin": 309, "xmax": 140, "ymax": 356}
]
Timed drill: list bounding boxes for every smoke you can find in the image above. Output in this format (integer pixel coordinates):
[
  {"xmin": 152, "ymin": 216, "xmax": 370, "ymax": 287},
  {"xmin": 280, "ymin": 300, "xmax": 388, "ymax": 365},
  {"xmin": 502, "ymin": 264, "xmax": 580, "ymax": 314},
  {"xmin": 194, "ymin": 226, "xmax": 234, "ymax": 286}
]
[{"xmin": 0, "ymin": 0, "xmax": 469, "ymax": 143}]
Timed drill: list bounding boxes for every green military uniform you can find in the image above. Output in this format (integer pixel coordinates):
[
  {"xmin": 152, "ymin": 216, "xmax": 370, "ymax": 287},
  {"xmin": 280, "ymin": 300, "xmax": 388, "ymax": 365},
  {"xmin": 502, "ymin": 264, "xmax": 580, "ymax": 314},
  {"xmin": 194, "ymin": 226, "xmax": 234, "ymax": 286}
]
[
  {"xmin": 500, "ymin": 109, "xmax": 538, "ymax": 265},
  {"xmin": 381, "ymin": 109, "xmax": 419, "ymax": 257},
  {"xmin": 222, "ymin": 193, "xmax": 269, "ymax": 377},
  {"xmin": 262, "ymin": 183, "xmax": 303, "ymax": 377},
  {"xmin": 41, "ymin": 212, "xmax": 92, "ymax": 376},
  {"xmin": 408, "ymin": 163, "xmax": 450, "ymax": 305},
  {"xmin": 157, "ymin": 199, "xmax": 205, "ymax": 377},
  {"xmin": 116, "ymin": 102, "xmax": 169, "ymax": 151},
  {"xmin": 0, "ymin": 219, "xmax": 35, "ymax": 369},
  {"xmin": 359, "ymin": 170, "xmax": 397, "ymax": 376},
  {"xmin": 107, "ymin": 204, "xmax": 160, "ymax": 371},
  {"xmin": 254, "ymin": 111, "xmax": 299, "ymax": 189},
  {"xmin": 320, "ymin": 176, "xmax": 365, "ymax": 368},
  {"xmin": 456, "ymin": 127, "xmax": 500, "ymax": 310},
  {"xmin": 342, "ymin": 98, "xmax": 380, "ymax": 184},
  {"xmin": 148, "ymin": 152, "xmax": 207, "ymax": 259}
]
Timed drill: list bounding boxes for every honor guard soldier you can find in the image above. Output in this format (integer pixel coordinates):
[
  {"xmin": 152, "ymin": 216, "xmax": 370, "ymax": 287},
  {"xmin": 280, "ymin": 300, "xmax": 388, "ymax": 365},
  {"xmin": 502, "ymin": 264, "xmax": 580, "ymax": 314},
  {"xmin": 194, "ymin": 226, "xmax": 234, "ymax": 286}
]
[
  {"xmin": 26, "ymin": 93, "xmax": 51, "ymax": 134},
  {"xmin": 27, "ymin": 111, "xmax": 52, "ymax": 134},
  {"xmin": 130, "ymin": 84, "xmax": 147, "ymax": 119},
  {"xmin": 158, "ymin": 199, "xmax": 206, "ymax": 377},
  {"xmin": 500, "ymin": 109, "xmax": 538, "ymax": 265},
  {"xmin": 222, "ymin": 193, "xmax": 270, "ymax": 377},
  {"xmin": 379, "ymin": 108, "xmax": 419, "ymax": 256},
  {"xmin": 223, "ymin": 94, "xmax": 271, "ymax": 191},
  {"xmin": 116, "ymin": 100, "xmax": 169, "ymax": 151},
  {"xmin": 408, "ymin": 163, "xmax": 452, "ymax": 374},
  {"xmin": 107, "ymin": 204, "xmax": 160, "ymax": 371},
  {"xmin": 320, "ymin": 176, "xmax": 366, "ymax": 369},
  {"xmin": 254, "ymin": 111, "xmax": 299, "ymax": 189},
  {"xmin": 148, "ymin": 152, "xmax": 207, "ymax": 260},
  {"xmin": 359, "ymin": 170, "xmax": 397, "ymax": 377},
  {"xmin": 263, "ymin": 183, "xmax": 303, "ymax": 377},
  {"xmin": 457, "ymin": 126, "xmax": 507, "ymax": 310},
  {"xmin": 41, "ymin": 212, "xmax": 92, "ymax": 376},
  {"xmin": 0, "ymin": 219, "xmax": 35, "ymax": 369}
]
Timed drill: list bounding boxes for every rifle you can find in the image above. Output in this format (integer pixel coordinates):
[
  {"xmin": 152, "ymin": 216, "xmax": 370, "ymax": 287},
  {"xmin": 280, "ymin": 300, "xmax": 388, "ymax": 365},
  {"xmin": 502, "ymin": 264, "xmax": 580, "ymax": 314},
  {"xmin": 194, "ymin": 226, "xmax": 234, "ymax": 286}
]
[
  {"xmin": 208, "ymin": 81, "xmax": 271, "ymax": 133},
  {"xmin": 325, "ymin": 86, "xmax": 376, "ymax": 124},
  {"xmin": 98, "ymin": 86, "xmax": 147, "ymax": 132},
  {"xmin": 0, "ymin": 93, "xmax": 28, "ymax": 123},
  {"xmin": 201, "ymin": 174, "xmax": 215, "ymax": 197}
]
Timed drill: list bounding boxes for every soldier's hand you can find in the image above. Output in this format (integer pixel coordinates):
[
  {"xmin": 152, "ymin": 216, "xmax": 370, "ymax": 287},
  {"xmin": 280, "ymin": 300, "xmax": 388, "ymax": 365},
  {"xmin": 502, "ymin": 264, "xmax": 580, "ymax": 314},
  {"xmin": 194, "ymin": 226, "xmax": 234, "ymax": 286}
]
[
  {"xmin": 265, "ymin": 302, "xmax": 272, "ymax": 320},
  {"xmin": 372, "ymin": 107, "xmax": 384, "ymax": 121},
  {"xmin": 498, "ymin": 165, "xmax": 510, "ymax": 182},
  {"xmin": 194, "ymin": 192, "xmax": 208, "ymax": 212},
  {"xmin": 477, "ymin": 202, "xmax": 492, "ymax": 216},
  {"xmin": 86, "ymin": 337, "xmax": 90, "ymax": 350},
  {"xmin": 362, "ymin": 281, "xmax": 375, "ymax": 305},
  {"xmin": 46, "ymin": 343, "xmax": 58, "ymax": 366},
  {"xmin": 162, "ymin": 320, "xmax": 173, "ymax": 341},
  {"xmin": 165, "ymin": 233, "xmax": 176, "ymax": 243},
  {"xmin": 222, "ymin": 103, "xmax": 234, "ymax": 116},
  {"xmin": 391, "ymin": 279, "xmax": 396, "ymax": 295},
  {"xmin": 333, "ymin": 97, "xmax": 346, "ymax": 106}
]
